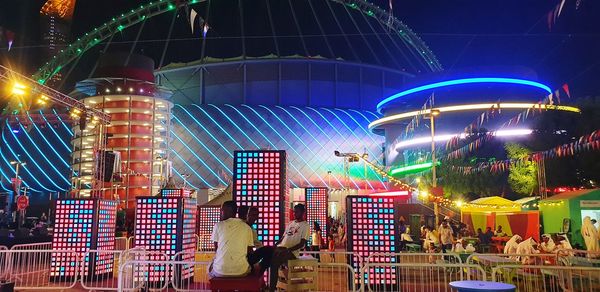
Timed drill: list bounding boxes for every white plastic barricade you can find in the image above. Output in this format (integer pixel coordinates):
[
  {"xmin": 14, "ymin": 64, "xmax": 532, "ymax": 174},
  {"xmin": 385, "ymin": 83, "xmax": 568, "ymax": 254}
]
[
  {"xmin": 360, "ymin": 262, "xmax": 486, "ymax": 292},
  {"xmin": 492, "ymin": 264, "xmax": 600, "ymax": 292},
  {"xmin": 79, "ymin": 249, "xmax": 124, "ymax": 291},
  {"xmin": 2, "ymin": 249, "xmax": 79, "ymax": 290},
  {"xmin": 0, "ymin": 246, "xmax": 8, "ymax": 280}
]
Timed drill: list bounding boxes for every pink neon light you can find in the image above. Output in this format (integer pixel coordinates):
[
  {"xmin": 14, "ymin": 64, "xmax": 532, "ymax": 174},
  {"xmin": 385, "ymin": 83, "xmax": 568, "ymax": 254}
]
[{"xmin": 369, "ymin": 191, "xmax": 409, "ymax": 197}]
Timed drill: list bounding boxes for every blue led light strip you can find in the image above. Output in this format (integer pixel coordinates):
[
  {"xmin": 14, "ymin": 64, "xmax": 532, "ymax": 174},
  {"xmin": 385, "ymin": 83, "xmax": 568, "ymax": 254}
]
[
  {"xmin": 169, "ymin": 124, "xmax": 227, "ymax": 186},
  {"xmin": 319, "ymin": 108, "xmax": 382, "ymax": 190},
  {"xmin": 5, "ymin": 121, "xmax": 67, "ymax": 191},
  {"xmin": 52, "ymin": 108, "xmax": 73, "ymax": 136},
  {"xmin": 171, "ymin": 114, "xmax": 232, "ymax": 175},
  {"xmin": 192, "ymin": 104, "xmax": 244, "ymax": 150},
  {"xmin": 26, "ymin": 112, "xmax": 71, "ymax": 169},
  {"xmin": 13, "ymin": 119, "xmax": 70, "ymax": 185},
  {"xmin": 275, "ymin": 106, "xmax": 345, "ymax": 188},
  {"xmin": 376, "ymin": 77, "xmax": 553, "ymax": 113},
  {"xmin": 225, "ymin": 104, "xmax": 301, "ymax": 188},
  {"xmin": 207, "ymin": 104, "xmax": 261, "ymax": 148},
  {"xmin": 176, "ymin": 105, "xmax": 235, "ymax": 158},
  {"xmin": 242, "ymin": 105, "xmax": 328, "ymax": 187},
  {"xmin": 257, "ymin": 106, "xmax": 320, "ymax": 156},
  {"xmin": 1, "ymin": 130, "xmax": 47, "ymax": 192},
  {"xmin": 171, "ymin": 164, "xmax": 199, "ymax": 190},
  {"xmin": 289, "ymin": 106, "xmax": 360, "ymax": 189},
  {"xmin": 40, "ymin": 110, "xmax": 72, "ymax": 152},
  {"xmin": 169, "ymin": 143, "xmax": 214, "ymax": 188}
]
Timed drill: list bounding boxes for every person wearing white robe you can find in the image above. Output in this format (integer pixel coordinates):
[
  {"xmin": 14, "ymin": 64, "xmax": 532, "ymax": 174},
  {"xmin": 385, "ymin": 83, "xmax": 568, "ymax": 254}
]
[
  {"xmin": 556, "ymin": 235, "xmax": 574, "ymax": 256},
  {"xmin": 582, "ymin": 216, "xmax": 600, "ymax": 255},
  {"xmin": 540, "ymin": 234, "xmax": 556, "ymax": 253},
  {"xmin": 516, "ymin": 237, "xmax": 539, "ymax": 264},
  {"xmin": 503, "ymin": 235, "xmax": 522, "ymax": 254}
]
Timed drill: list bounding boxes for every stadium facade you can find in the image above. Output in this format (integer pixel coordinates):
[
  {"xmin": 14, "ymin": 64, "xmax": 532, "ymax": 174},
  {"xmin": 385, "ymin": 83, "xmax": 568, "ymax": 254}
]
[{"xmin": 1, "ymin": 0, "xmax": 444, "ymax": 209}]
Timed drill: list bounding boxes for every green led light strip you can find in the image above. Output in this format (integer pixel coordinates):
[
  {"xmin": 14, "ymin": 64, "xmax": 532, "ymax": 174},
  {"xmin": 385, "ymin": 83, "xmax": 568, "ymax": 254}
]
[{"xmin": 390, "ymin": 161, "xmax": 441, "ymax": 176}]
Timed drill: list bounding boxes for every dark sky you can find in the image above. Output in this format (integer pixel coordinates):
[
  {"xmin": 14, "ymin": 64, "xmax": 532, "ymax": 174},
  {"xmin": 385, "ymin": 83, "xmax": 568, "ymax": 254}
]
[{"xmin": 1, "ymin": 0, "xmax": 599, "ymax": 97}]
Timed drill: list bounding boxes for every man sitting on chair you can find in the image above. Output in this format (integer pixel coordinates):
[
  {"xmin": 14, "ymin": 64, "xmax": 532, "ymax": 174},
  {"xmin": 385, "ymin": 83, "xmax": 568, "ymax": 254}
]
[
  {"xmin": 269, "ymin": 204, "xmax": 310, "ymax": 291},
  {"xmin": 209, "ymin": 201, "xmax": 255, "ymax": 278}
]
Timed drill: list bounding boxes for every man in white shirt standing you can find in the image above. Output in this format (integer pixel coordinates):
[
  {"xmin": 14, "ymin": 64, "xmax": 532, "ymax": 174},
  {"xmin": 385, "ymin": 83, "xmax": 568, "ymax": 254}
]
[
  {"xmin": 438, "ymin": 219, "xmax": 454, "ymax": 253},
  {"xmin": 209, "ymin": 201, "xmax": 254, "ymax": 278},
  {"xmin": 269, "ymin": 204, "xmax": 310, "ymax": 291}
]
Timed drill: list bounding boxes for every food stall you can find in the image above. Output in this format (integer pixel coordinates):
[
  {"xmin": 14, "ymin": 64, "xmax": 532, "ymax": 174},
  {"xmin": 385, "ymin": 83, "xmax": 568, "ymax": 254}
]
[{"xmin": 539, "ymin": 189, "xmax": 600, "ymax": 247}]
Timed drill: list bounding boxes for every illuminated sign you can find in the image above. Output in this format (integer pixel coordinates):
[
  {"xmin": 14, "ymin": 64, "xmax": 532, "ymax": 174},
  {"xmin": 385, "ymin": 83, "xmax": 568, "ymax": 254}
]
[
  {"xmin": 346, "ymin": 196, "xmax": 398, "ymax": 286},
  {"xmin": 232, "ymin": 150, "xmax": 287, "ymax": 247},
  {"xmin": 305, "ymin": 187, "xmax": 328, "ymax": 246},
  {"xmin": 197, "ymin": 206, "xmax": 220, "ymax": 251},
  {"xmin": 51, "ymin": 199, "xmax": 117, "ymax": 279}
]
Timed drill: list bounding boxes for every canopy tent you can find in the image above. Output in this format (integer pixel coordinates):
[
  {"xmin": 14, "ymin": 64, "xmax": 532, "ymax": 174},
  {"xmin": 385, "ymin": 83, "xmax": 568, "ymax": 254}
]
[
  {"xmin": 461, "ymin": 196, "xmax": 539, "ymax": 240},
  {"xmin": 539, "ymin": 189, "xmax": 600, "ymax": 247},
  {"xmin": 514, "ymin": 197, "xmax": 540, "ymax": 211}
]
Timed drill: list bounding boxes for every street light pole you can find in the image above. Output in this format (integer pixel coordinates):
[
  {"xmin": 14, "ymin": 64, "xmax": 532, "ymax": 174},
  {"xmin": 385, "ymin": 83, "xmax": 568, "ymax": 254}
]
[{"xmin": 428, "ymin": 110, "xmax": 440, "ymax": 226}]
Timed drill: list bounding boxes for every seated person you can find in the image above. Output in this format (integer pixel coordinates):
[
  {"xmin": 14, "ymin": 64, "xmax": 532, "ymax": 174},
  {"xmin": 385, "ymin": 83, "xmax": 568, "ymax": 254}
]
[
  {"xmin": 31, "ymin": 221, "xmax": 49, "ymax": 236},
  {"xmin": 423, "ymin": 226, "xmax": 439, "ymax": 249},
  {"xmin": 209, "ymin": 201, "xmax": 254, "ymax": 278},
  {"xmin": 248, "ymin": 204, "xmax": 310, "ymax": 292},
  {"xmin": 245, "ymin": 206, "xmax": 262, "ymax": 248},
  {"xmin": 539, "ymin": 234, "xmax": 556, "ymax": 253},
  {"xmin": 516, "ymin": 237, "xmax": 539, "ymax": 264},
  {"xmin": 495, "ymin": 225, "xmax": 506, "ymax": 236}
]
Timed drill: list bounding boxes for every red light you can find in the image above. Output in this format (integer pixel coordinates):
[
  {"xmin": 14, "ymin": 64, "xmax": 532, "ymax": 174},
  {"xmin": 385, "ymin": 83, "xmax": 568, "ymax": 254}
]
[{"xmin": 369, "ymin": 191, "xmax": 409, "ymax": 197}]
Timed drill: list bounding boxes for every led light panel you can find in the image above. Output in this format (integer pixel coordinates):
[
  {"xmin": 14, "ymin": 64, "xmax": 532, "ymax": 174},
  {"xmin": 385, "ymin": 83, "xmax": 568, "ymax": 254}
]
[
  {"xmin": 161, "ymin": 189, "xmax": 191, "ymax": 198},
  {"xmin": 134, "ymin": 196, "xmax": 197, "ymax": 282},
  {"xmin": 232, "ymin": 150, "xmax": 287, "ymax": 247},
  {"xmin": 305, "ymin": 187, "xmax": 328, "ymax": 246},
  {"xmin": 346, "ymin": 196, "xmax": 398, "ymax": 286},
  {"xmin": 197, "ymin": 206, "xmax": 220, "ymax": 251},
  {"xmin": 51, "ymin": 199, "xmax": 117, "ymax": 279}
]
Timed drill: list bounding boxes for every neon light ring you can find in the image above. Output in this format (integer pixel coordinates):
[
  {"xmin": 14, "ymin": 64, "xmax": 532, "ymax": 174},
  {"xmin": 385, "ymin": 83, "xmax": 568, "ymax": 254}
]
[{"xmin": 376, "ymin": 77, "xmax": 553, "ymax": 113}]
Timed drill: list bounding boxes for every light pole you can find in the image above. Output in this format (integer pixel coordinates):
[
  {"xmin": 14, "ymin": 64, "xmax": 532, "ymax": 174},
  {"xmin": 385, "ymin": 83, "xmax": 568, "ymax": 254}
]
[{"xmin": 426, "ymin": 109, "xmax": 440, "ymax": 226}]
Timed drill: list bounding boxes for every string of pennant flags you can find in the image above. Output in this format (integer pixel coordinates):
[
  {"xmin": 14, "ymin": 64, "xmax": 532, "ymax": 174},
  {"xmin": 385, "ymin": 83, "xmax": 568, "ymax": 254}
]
[
  {"xmin": 444, "ymin": 84, "xmax": 571, "ymax": 160},
  {"xmin": 450, "ymin": 129, "xmax": 600, "ymax": 175}
]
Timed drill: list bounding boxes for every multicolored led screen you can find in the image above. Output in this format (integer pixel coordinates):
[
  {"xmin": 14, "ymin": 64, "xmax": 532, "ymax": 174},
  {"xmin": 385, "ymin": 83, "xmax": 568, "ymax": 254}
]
[
  {"xmin": 233, "ymin": 150, "xmax": 287, "ymax": 247},
  {"xmin": 93, "ymin": 200, "xmax": 118, "ymax": 275},
  {"xmin": 197, "ymin": 206, "xmax": 220, "ymax": 251},
  {"xmin": 161, "ymin": 189, "xmax": 191, "ymax": 198},
  {"xmin": 134, "ymin": 197, "xmax": 197, "ymax": 282},
  {"xmin": 305, "ymin": 187, "xmax": 328, "ymax": 246},
  {"xmin": 346, "ymin": 196, "xmax": 398, "ymax": 286},
  {"xmin": 51, "ymin": 199, "xmax": 117, "ymax": 278}
]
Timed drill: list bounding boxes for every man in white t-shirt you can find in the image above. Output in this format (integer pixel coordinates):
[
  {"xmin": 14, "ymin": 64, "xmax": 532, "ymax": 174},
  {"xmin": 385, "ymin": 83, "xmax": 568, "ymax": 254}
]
[
  {"xmin": 438, "ymin": 219, "xmax": 454, "ymax": 253},
  {"xmin": 268, "ymin": 204, "xmax": 309, "ymax": 291},
  {"xmin": 209, "ymin": 201, "xmax": 254, "ymax": 278}
]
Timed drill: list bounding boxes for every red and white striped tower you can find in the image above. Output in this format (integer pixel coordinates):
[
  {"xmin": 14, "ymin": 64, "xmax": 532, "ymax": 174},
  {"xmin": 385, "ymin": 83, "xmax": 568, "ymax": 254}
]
[{"xmin": 71, "ymin": 54, "xmax": 172, "ymax": 208}]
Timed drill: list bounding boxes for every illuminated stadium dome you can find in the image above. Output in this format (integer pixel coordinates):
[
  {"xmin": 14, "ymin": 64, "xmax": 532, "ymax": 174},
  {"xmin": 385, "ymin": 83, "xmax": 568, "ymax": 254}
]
[{"xmin": 1, "ymin": 0, "xmax": 443, "ymax": 206}]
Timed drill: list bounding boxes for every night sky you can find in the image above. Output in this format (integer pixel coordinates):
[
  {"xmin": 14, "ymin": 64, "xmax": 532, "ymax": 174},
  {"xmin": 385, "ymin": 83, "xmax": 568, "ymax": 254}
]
[{"xmin": 0, "ymin": 0, "xmax": 599, "ymax": 98}]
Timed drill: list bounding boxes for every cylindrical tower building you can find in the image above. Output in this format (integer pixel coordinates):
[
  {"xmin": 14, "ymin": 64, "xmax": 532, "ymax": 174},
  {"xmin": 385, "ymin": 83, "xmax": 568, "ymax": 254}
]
[{"xmin": 70, "ymin": 53, "xmax": 172, "ymax": 207}]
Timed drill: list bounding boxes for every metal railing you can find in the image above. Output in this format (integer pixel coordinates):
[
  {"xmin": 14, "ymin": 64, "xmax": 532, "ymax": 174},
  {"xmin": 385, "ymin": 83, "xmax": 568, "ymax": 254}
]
[
  {"xmin": 115, "ymin": 237, "xmax": 129, "ymax": 251},
  {"xmin": 79, "ymin": 249, "xmax": 124, "ymax": 291},
  {"xmin": 492, "ymin": 264, "xmax": 600, "ymax": 292},
  {"xmin": 9, "ymin": 241, "xmax": 52, "ymax": 251},
  {"xmin": 1, "ymin": 249, "xmax": 80, "ymax": 290},
  {"xmin": 557, "ymin": 249, "xmax": 600, "ymax": 266},
  {"xmin": 367, "ymin": 252, "xmax": 463, "ymax": 265},
  {"xmin": 359, "ymin": 262, "xmax": 486, "ymax": 292}
]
